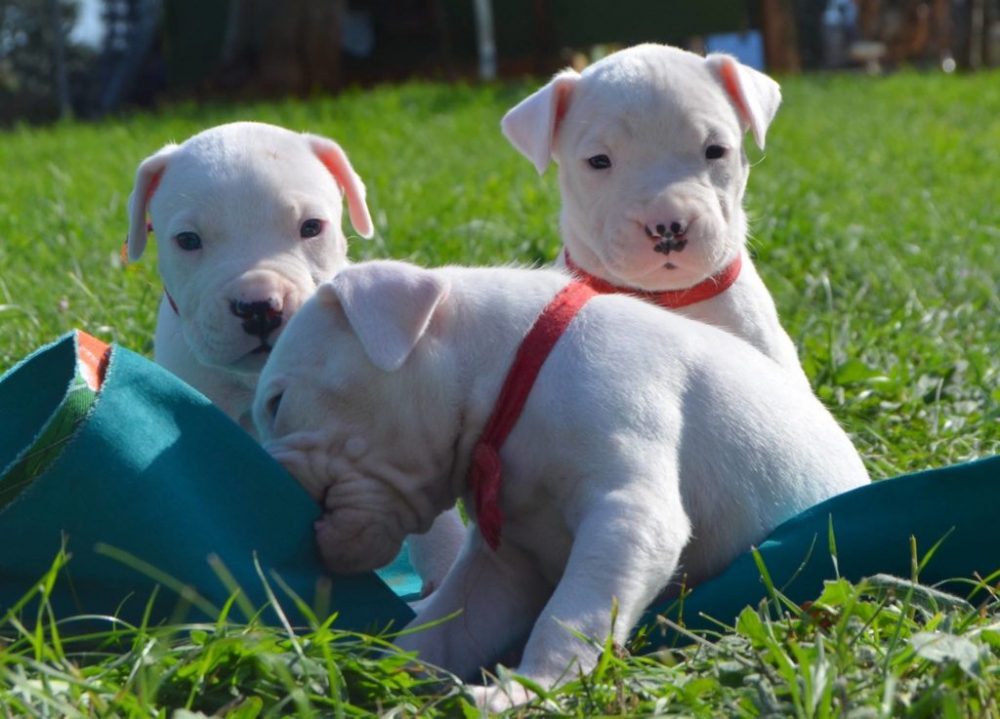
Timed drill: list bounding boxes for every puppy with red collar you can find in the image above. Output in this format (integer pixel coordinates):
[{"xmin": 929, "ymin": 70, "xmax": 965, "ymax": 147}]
[
  {"xmin": 502, "ymin": 43, "xmax": 810, "ymax": 389},
  {"xmin": 253, "ymin": 259, "xmax": 869, "ymax": 711}
]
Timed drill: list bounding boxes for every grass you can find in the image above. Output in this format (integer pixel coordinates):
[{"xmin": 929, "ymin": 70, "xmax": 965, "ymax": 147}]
[
  {"xmin": 2, "ymin": 72, "xmax": 998, "ymax": 475},
  {"xmin": 6, "ymin": 547, "xmax": 1000, "ymax": 717},
  {"xmin": 1, "ymin": 68, "xmax": 999, "ymax": 715}
]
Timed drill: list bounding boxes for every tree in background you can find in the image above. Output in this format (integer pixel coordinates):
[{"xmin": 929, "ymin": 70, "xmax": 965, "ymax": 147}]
[
  {"xmin": 0, "ymin": 0, "xmax": 95, "ymax": 125},
  {"xmin": 214, "ymin": 0, "xmax": 345, "ymax": 96},
  {"xmin": 93, "ymin": 0, "xmax": 163, "ymax": 116}
]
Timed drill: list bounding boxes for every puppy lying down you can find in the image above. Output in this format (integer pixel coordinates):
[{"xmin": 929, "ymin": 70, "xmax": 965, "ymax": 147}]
[{"xmin": 253, "ymin": 260, "xmax": 869, "ymax": 710}]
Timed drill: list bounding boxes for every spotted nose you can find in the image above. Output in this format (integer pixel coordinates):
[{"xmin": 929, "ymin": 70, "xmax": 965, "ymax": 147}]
[
  {"xmin": 231, "ymin": 298, "xmax": 283, "ymax": 340},
  {"xmin": 644, "ymin": 221, "xmax": 689, "ymax": 255},
  {"xmin": 644, "ymin": 221, "xmax": 687, "ymax": 239}
]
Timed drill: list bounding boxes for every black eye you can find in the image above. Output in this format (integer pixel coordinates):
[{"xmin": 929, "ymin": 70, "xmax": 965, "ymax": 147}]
[
  {"xmin": 300, "ymin": 219, "xmax": 324, "ymax": 238},
  {"xmin": 587, "ymin": 154, "xmax": 612, "ymax": 170},
  {"xmin": 175, "ymin": 232, "xmax": 202, "ymax": 251},
  {"xmin": 266, "ymin": 392, "xmax": 283, "ymax": 420},
  {"xmin": 705, "ymin": 145, "xmax": 727, "ymax": 160}
]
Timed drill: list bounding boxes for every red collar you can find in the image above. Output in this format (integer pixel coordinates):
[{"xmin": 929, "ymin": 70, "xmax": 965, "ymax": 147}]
[
  {"xmin": 563, "ymin": 249, "xmax": 742, "ymax": 309},
  {"xmin": 165, "ymin": 288, "xmax": 179, "ymax": 315},
  {"xmin": 122, "ymin": 222, "xmax": 180, "ymax": 315},
  {"xmin": 469, "ymin": 281, "xmax": 597, "ymax": 550}
]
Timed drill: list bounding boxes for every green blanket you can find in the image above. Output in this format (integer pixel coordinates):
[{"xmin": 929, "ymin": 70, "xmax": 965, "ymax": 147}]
[
  {"xmin": 0, "ymin": 331, "xmax": 414, "ymax": 630},
  {"xmin": 645, "ymin": 455, "xmax": 1000, "ymax": 644}
]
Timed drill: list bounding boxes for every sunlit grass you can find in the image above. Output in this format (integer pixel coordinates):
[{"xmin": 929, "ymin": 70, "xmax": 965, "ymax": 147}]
[
  {"xmin": 2, "ymin": 72, "xmax": 998, "ymax": 475},
  {"xmin": 5, "ymin": 540, "xmax": 1000, "ymax": 716}
]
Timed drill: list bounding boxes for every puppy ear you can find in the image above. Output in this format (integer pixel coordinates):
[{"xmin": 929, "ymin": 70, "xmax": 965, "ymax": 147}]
[
  {"xmin": 501, "ymin": 68, "xmax": 580, "ymax": 174},
  {"xmin": 705, "ymin": 54, "xmax": 781, "ymax": 150},
  {"xmin": 327, "ymin": 261, "xmax": 450, "ymax": 372},
  {"xmin": 127, "ymin": 143, "xmax": 177, "ymax": 262},
  {"xmin": 306, "ymin": 134, "xmax": 375, "ymax": 240}
]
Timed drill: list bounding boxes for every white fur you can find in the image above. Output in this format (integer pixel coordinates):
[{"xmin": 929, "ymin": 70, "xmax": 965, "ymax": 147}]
[
  {"xmin": 127, "ymin": 122, "xmax": 461, "ymax": 595},
  {"xmin": 253, "ymin": 259, "xmax": 869, "ymax": 710},
  {"xmin": 127, "ymin": 121, "xmax": 373, "ymax": 433},
  {"xmin": 501, "ymin": 43, "xmax": 810, "ymax": 388}
]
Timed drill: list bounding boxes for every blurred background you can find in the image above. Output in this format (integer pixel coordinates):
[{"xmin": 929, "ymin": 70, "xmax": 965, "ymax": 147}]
[{"xmin": 1, "ymin": 0, "xmax": 998, "ymax": 127}]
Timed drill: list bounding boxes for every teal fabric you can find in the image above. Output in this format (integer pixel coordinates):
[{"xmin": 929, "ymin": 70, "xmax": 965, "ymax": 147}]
[
  {"xmin": 643, "ymin": 455, "xmax": 1000, "ymax": 646},
  {"xmin": 0, "ymin": 331, "xmax": 416, "ymax": 630},
  {"xmin": 0, "ymin": 333, "xmax": 82, "ymax": 499},
  {"xmin": 377, "ymin": 546, "xmax": 425, "ymax": 599}
]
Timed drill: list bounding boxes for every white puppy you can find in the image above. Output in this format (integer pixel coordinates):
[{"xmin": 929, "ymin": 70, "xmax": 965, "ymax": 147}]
[
  {"xmin": 126, "ymin": 121, "xmax": 374, "ymax": 435},
  {"xmin": 502, "ymin": 43, "xmax": 811, "ymax": 388},
  {"xmin": 126, "ymin": 122, "xmax": 462, "ymax": 595},
  {"xmin": 253, "ymin": 259, "xmax": 869, "ymax": 710}
]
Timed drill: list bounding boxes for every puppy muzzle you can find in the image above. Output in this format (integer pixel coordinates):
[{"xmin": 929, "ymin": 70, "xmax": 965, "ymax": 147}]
[
  {"xmin": 315, "ymin": 507, "xmax": 405, "ymax": 574},
  {"xmin": 230, "ymin": 298, "xmax": 284, "ymax": 351},
  {"xmin": 644, "ymin": 221, "xmax": 689, "ymax": 256}
]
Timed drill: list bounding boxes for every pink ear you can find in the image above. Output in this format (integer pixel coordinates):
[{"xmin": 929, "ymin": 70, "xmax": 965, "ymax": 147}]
[
  {"xmin": 501, "ymin": 68, "xmax": 580, "ymax": 175},
  {"xmin": 307, "ymin": 135, "xmax": 375, "ymax": 239},
  {"xmin": 706, "ymin": 54, "xmax": 782, "ymax": 150},
  {"xmin": 328, "ymin": 261, "xmax": 450, "ymax": 372},
  {"xmin": 126, "ymin": 144, "xmax": 177, "ymax": 262}
]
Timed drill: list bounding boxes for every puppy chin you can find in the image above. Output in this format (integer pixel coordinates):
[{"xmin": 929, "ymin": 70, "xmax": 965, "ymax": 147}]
[
  {"xmin": 597, "ymin": 230, "xmax": 736, "ymax": 291},
  {"xmin": 596, "ymin": 248, "xmax": 701, "ymax": 291},
  {"xmin": 226, "ymin": 350, "xmax": 271, "ymax": 374},
  {"xmin": 622, "ymin": 261, "xmax": 716, "ymax": 291},
  {"xmin": 315, "ymin": 510, "xmax": 405, "ymax": 574},
  {"xmin": 188, "ymin": 333, "xmax": 274, "ymax": 374}
]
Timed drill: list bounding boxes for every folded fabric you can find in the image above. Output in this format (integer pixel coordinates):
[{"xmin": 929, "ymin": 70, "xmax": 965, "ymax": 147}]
[
  {"xmin": 644, "ymin": 455, "xmax": 1000, "ymax": 646},
  {"xmin": 0, "ymin": 330, "xmax": 415, "ymax": 629}
]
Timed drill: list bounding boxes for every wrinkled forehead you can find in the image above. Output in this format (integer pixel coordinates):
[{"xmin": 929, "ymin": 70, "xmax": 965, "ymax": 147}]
[{"xmin": 565, "ymin": 50, "xmax": 741, "ymax": 146}]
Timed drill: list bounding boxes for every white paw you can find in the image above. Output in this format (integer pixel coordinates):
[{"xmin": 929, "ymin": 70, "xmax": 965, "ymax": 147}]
[{"xmin": 467, "ymin": 682, "xmax": 537, "ymax": 714}]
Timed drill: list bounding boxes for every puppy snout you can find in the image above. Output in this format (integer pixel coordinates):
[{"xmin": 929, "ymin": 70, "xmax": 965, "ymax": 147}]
[
  {"xmin": 644, "ymin": 220, "xmax": 687, "ymax": 238},
  {"xmin": 644, "ymin": 220, "xmax": 689, "ymax": 255},
  {"xmin": 232, "ymin": 298, "xmax": 280, "ymax": 317},
  {"xmin": 240, "ymin": 312, "xmax": 283, "ymax": 340},
  {"xmin": 231, "ymin": 298, "xmax": 284, "ymax": 339}
]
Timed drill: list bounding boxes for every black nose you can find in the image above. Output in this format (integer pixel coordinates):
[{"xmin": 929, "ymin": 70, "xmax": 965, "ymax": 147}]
[
  {"xmin": 645, "ymin": 221, "xmax": 687, "ymax": 238},
  {"xmin": 232, "ymin": 299, "xmax": 278, "ymax": 318},
  {"xmin": 231, "ymin": 299, "xmax": 283, "ymax": 338},
  {"xmin": 240, "ymin": 312, "xmax": 283, "ymax": 338}
]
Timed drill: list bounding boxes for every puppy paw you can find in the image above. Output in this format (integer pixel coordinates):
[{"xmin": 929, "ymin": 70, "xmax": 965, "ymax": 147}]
[{"xmin": 466, "ymin": 682, "xmax": 537, "ymax": 714}]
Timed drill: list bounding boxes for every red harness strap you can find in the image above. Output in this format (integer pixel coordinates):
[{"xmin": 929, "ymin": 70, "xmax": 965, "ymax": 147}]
[
  {"xmin": 564, "ymin": 249, "xmax": 742, "ymax": 310},
  {"xmin": 469, "ymin": 281, "xmax": 598, "ymax": 550}
]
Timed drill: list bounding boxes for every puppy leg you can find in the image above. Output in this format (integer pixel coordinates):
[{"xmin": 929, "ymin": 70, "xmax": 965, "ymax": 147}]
[
  {"xmin": 482, "ymin": 488, "xmax": 689, "ymax": 708},
  {"xmin": 407, "ymin": 507, "xmax": 466, "ymax": 597},
  {"xmin": 396, "ymin": 531, "xmax": 550, "ymax": 681}
]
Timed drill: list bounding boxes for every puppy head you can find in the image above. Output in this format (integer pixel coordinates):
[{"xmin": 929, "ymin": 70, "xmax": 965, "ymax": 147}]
[
  {"xmin": 502, "ymin": 44, "xmax": 781, "ymax": 292},
  {"xmin": 127, "ymin": 121, "xmax": 374, "ymax": 373},
  {"xmin": 254, "ymin": 260, "xmax": 458, "ymax": 574}
]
